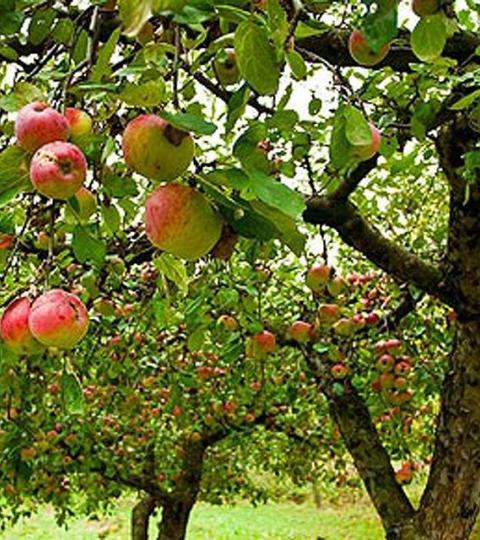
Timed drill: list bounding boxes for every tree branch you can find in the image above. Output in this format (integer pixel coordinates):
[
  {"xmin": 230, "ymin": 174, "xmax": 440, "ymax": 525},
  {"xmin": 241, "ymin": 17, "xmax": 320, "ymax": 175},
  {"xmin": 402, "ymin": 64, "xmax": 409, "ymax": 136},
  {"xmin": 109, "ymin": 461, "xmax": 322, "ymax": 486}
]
[
  {"xmin": 307, "ymin": 354, "xmax": 416, "ymax": 534},
  {"xmin": 303, "ymin": 196, "xmax": 457, "ymax": 308},
  {"xmin": 297, "ymin": 28, "xmax": 480, "ymax": 73}
]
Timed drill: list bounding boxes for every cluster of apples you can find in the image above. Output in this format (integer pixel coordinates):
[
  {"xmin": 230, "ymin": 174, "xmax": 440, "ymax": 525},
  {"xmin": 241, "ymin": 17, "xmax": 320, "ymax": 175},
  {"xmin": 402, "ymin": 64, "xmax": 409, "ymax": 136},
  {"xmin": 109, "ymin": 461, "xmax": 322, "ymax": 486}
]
[
  {"xmin": 121, "ymin": 114, "xmax": 223, "ymax": 261},
  {"xmin": 15, "ymin": 102, "xmax": 94, "ymax": 206},
  {"xmin": 371, "ymin": 338, "xmax": 414, "ymax": 406},
  {"xmin": 348, "ymin": 0, "xmax": 442, "ymax": 67},
  {"xmin": 0, "ymin": 290, "xmax": 89, "ymax": 354}
]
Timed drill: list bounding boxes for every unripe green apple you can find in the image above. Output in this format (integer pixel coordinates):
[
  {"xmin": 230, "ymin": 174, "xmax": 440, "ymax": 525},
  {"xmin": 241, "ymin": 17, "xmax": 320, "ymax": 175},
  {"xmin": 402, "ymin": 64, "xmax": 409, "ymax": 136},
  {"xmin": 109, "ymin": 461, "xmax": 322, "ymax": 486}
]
[
  {"xmin": 65, "ymin": 108, "xmax": 93, "ymax": 138},
  {"xmin": 412, "ymin": 0, "xmax": 440, "ymax": 17},
  {"xmin": 327, "ymin": 275, "xmax": 348, "ymax": 297},
  {"xmin": 351, "ymin": 123, "xmax": 381, "ymax": 161},
  {"xmin": 217, "ymin": 314, "xmax": 239, "ymax": 331},
  {"xmin": 332, "ymin": 317, "xmax": 356, "ymax": 336}
]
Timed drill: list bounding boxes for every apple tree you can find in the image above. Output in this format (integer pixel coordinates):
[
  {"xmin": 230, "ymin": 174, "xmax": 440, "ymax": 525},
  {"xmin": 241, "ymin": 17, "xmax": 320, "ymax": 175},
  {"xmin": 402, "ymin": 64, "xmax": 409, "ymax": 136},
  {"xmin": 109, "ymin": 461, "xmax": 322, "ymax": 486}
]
[{"xmin": 1, "ymin": 0, "xmax": 480, "ymax": 539}]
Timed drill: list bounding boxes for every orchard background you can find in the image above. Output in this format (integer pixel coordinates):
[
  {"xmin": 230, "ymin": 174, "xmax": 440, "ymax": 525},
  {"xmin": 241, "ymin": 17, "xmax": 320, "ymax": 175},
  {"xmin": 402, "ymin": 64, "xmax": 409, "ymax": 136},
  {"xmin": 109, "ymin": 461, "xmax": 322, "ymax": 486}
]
[{"xmin": 0, "ymin": 0, "xmax": 479, "ymax": 539}]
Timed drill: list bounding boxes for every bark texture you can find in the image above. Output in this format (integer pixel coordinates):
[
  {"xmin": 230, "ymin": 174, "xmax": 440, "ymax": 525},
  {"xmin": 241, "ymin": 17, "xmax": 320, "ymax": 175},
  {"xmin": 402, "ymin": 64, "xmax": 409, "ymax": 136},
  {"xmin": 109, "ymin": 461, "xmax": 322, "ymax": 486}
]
[{"xmin": 132, "ymin": 496, "xmax": 156, "ymax": 540}]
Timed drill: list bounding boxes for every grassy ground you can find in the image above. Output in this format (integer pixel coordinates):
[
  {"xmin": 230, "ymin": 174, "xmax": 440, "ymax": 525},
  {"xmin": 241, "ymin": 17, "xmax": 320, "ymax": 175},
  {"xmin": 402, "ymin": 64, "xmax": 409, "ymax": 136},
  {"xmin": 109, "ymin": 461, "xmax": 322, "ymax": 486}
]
[{"xmin": 0, "ymin": 497, "xmax": 384, "ymax": 540}]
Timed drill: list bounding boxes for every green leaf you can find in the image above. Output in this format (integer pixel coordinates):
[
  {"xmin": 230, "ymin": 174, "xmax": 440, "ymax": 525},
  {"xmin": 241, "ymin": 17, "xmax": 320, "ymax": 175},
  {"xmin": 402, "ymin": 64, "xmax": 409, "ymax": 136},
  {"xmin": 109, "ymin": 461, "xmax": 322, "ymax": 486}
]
[
  {"xmin": 362, "ymin": 3, "xmax": 398, "ymax": 52},
  {"xmin": 250, "ymin": 200, "xmax": 306, "ymax": 255},
  {"xmin": 28, "ymin": 8, "xmax": 56, "ymax": 46},
  {"xmin": 0, "ymin": 147, "xmax": 29, "ymax": 200},
  {"xmin": 0, "ymin": 82, "xmax": 45, "ymax": 112},
  {"xmin": 450, "ymin": 89, "xmax": 480, "ymax": 111},
  {"xmin": 330, "ymin": 108, "xmax": 353, "ymax": 170},
  {"xmin": 286, "ymin": 50, "xmax": 307, "ymax": 80},
  {"xmin": 119, "ymin": 0, "xmax": 153, "ymax": 37},
  {"xmin": 119, "ymin": 80, "xmax": 166, "ymax": 106},
  {"xmin": 411, "ymin": 14, "xmax": 447, "ymax": 62},
  {"xmin": 52, "ymin": 18, "xmax": 74, "ymax": 45},
  {"xmin": 61, "ymin": 372, "xmax": 85, "ymax": 415},
  {"xmin": 90, "ymin": 27, "xmax": 121, "ymax": 82},
  {"xmin": 72, "ymin": 226, "xmax": 106, "ymax": 267},
  {"xmin": 250, "ymin": 171, "xmax": 305, "ymax": 219},
  {"xmin": 101, "ymin": 204, "xmax": 121, "ymax": 234},
  {"xmin": 234, "ymin": 21, "xmax": 280, "ymax": 96},
  {"xmin": 344, "ymin": 106, "xmax": 372, "ymax": 146},
  {"xmin": 154, "ymin": 253, "xmax": 189, "ymax": 296},
  {"xmin": 160, "ymin": 111, "xmax": 217, "ymax": 135}
]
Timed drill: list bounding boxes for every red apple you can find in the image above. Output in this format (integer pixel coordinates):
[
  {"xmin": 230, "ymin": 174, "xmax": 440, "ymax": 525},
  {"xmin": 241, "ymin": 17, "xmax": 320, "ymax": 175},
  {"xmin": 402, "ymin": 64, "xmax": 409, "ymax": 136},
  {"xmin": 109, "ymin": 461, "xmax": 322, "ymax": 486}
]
[
  {"xmin": 365, "ymin": 312, "xmax": 380, "ymax": 325},
  {"xmin": 30, "ymin": 141, "xmax": 87, "ymax": 200},
  {"xmin": 249, "ymin": 330, "xmax": 276, "ymax": 357},
  {"xmin": 395, "ymin": 360, "xmax": 412, "ymax": 376},
  {"xmin": 317, "ymin": 303, "xmax": 340, "ymax": 322},
  {"xmin": 306, "ymin": 264, "xmax": 331, "ymax": 290},
  {"xmin": 331, "ymin": 363, "xmax": 349, "ymax": 379},
  {"xmin": 0, "ymin": 297, "xmax": 44, "ymax": 354},
  {"xmin": 348, "ymin": 30, "xmax": 391, "ymax": 67},
  {"xmin": 376, "ymin": 354, "xmax": 395, "ymax": 372},
  {"xmin": 288, "ymin": 320, "xmax": 314, "ymax": 343},
  {"xmin": 122, "ymin": 114, "xmax": 194, "ymax": 181},
  {"xmin": 28, "ymin": 289, "xmax": 89, "ymax": 349},
  {"xmin": 15, "ymin": 101, "xmax": 69, "ymax": 153},
  {"xmin": 0, "ymin": 233, "xmax": 13, "ymax": 250},
  {"xmin": 145, "ymin": 184, "xmax": 223, "ymax": 261}
]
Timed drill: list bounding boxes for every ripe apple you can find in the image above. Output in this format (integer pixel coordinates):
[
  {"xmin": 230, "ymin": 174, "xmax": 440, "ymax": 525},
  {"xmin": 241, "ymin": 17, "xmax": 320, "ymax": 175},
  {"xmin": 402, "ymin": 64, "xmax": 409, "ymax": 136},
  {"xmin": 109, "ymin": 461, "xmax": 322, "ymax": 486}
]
[
  {"xmin": 306, "ymin": 263, "xmax": 331, "ymax": 290},
  {"xmin": 145, "ymin": 184, "xmax": 223, "ymax": 260},
  {"xmin": 395, "ymin": 463, "xmax": 413, "ymax": 485},
  {"xmin": 65, "ymin": 107, "xmax": 93, "ymax": 138},
  {"xmin": 394, "ymin": 376, "xmax": 408, "ymax": 390},
  {"xmin": 365, "ymin": 312, "xmax": 380, "ymax": 325},
  {"xmin": 0, "ymin": 233, "xmax": 13, "ymax": 250},
  {"xmin": 317, "ymin": 303, "xmax": 340, "ymax": 322},
  {"xmin": 217, "ymin": 314, "xmax": 239, "ymax": 331},
  {"xmin": 379, "ymin": 372, "xmax": 395, "ymax": 389},
  {"xmin": 288, "ymin": 320, "xmax": 314, "ymax": 343},
  {"xmin": 376, "ymin": 354, "xmax": 394, "ymax": 372},
  {"xmin": 352, "ymin": 123, "xmax": 381, "ymax": 161},
  {"xmin": 412, "ymin": 0, "xmax": 440, "ymax": 17},
  {"xmin": 371, "ymin": 377, "xmax": 382, "ymax": 393},
  {"xmin": 213, "ymin": 48, "xmax": 240, "ymax": 87},
  {"xmin": 28, "ymin": 289, "xmax": 89, "ymax": 349},
  {"xmin": 348, "ymin": 30, "xmax": 391, "ymax": 67},
  {"xmin": 15, "ymin": 101, "xmax": 69, "ymax": 153},
  {"xmin": 249, "ymin": 330, "xmax": 276, "ymax": 357},
  {"xmin": 122, "ymin": 114, "xmax": 194, "ymax": 181},
  {"xmin": 0, "ymin": 297, "xmax": 44, "ymax": 354},
  {"xmin": 394, "ymin": 360, "xmax": 412, "ymax": 376},
  {"xmin": 30, "ymin": 141, "xmax": 87, "ymax": 200},
  {"xmin": 70, "ymin": 187, "xmax": 96, "ymax": 223},
  {"xmin": 331, "ymin": 363, "xmax": 349, "ymax": 379}
]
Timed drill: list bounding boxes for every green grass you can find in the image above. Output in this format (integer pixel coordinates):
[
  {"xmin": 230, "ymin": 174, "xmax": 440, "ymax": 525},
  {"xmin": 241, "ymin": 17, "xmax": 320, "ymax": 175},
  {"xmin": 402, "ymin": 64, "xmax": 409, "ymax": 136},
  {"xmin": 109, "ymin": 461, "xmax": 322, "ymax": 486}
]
[{"xmin": 0, "ymin": 497, "xmax": 384, "ymax": 540}]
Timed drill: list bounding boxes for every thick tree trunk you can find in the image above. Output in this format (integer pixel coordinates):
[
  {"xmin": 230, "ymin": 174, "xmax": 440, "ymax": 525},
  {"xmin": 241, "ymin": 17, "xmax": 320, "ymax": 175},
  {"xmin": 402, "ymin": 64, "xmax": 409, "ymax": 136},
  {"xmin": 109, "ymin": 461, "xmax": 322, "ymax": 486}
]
[
  {"xmin": 157, "ymin": 499, "xmax": 195, "ymax": 540},
  {"xmin": 414, "ymin": 324, "xmax": 480, "ymax": 540},
  {"xmin": 132, "ymin": 496, "xmax": 156, "ymax": 540}
]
